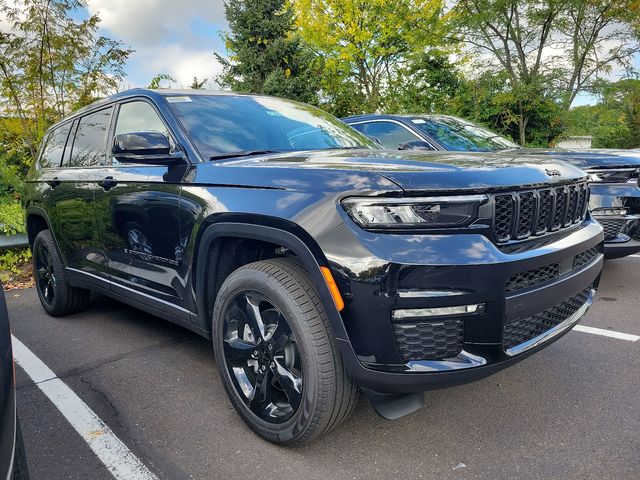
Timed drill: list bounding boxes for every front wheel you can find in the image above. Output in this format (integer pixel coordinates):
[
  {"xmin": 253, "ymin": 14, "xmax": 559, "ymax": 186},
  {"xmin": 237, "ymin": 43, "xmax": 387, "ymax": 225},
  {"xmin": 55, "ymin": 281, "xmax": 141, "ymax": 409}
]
[{"xmin": 212, "ymin": 258, "xmax": 357, "ymax": 445}]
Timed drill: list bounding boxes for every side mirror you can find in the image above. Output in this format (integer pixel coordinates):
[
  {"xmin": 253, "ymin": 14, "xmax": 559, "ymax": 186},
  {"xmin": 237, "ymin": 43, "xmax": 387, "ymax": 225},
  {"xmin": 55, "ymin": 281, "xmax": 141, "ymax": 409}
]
[
  {"xmin": 366, "ymin": 135, "xmax": 384, "ymax": 147},
  {"xmin": 398, "ymin": 140, "xmax": 433, "ymax": 151},
  {"xmin": 112, "ymin": 132, "xmax": 186, "ymax": 165}
]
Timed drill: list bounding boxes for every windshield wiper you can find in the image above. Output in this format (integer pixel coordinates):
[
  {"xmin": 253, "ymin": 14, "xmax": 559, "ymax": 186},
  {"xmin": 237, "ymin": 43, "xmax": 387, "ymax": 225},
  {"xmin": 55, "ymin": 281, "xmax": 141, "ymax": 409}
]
[{"xmin": 209, "ymin": 150, "xmax": 281, "ymax": 161}]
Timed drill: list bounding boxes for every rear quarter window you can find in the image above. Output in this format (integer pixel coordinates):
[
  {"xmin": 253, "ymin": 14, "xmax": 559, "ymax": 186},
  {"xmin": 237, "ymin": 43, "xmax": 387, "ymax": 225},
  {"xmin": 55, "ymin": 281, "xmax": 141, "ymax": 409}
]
[
  {"xmin": 37, "ymin": 123, "xmax": 72, "ymax": 169},
  {"xmin": 69, "ymin": 107, "xmax": 113, "ymax": 167}
]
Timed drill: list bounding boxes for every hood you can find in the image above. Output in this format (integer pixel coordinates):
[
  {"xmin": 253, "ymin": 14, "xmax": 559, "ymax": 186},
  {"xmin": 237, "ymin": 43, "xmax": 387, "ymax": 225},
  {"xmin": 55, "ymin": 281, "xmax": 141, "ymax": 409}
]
[
  {"xmin": 201, "ymin": 149, "xmax": 588, "ymax": 193},
  {"xmin": 519, "ymin": 148, "xmax": 640, "ymax": 170}
]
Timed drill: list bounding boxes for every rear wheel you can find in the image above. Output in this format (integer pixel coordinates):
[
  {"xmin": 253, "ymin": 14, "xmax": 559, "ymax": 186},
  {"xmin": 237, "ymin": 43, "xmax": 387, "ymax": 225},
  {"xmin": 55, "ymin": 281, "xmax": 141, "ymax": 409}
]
[
  {"xmin": 212, "ymin": 258, "xmax": 357, "ymax": 445},
  {"xmin": 32, "ymin": 230, "xmax": 90, "ymax": 316}
]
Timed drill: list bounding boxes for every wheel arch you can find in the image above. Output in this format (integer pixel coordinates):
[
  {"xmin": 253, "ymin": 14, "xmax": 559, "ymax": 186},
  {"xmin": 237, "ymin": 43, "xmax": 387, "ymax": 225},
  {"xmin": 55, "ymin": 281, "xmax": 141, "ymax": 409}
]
[
  {"xmin": 194, "ymin": 218, "xmax": 349, "ymax": 342},
  {"xmin": 25, "ymin": 206, "xmax": 54, "ymax": 248}
]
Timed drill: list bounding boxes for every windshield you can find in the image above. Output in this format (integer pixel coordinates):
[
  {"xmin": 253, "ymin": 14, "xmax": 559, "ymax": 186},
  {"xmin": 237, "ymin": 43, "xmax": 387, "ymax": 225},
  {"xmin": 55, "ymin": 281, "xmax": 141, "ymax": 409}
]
[
  {"xmin": 410, "ymin": 117, "xmax": 518, "ymax": 152},
  {"xmin": 166, "ymin": 94, "xmax": 377, "ymax": 158}
]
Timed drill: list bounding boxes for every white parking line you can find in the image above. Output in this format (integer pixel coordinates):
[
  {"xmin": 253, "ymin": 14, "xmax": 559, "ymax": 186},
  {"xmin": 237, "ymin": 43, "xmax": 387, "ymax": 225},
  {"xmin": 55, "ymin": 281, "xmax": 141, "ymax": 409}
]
[
  {"xmin": 573, "ymin": 325, "xmax": 640, "ymax": 342},
  {"xmin": 11, "ymin": 335, "xmax": 159, "ymax": 480}
]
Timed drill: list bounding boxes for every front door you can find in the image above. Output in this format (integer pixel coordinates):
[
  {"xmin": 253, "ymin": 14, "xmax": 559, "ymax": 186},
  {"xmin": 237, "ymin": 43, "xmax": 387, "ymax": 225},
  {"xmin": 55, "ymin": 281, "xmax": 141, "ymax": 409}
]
[{"xmin": 94, "ymin": 99, "xmax": 186, "ymax": 306}]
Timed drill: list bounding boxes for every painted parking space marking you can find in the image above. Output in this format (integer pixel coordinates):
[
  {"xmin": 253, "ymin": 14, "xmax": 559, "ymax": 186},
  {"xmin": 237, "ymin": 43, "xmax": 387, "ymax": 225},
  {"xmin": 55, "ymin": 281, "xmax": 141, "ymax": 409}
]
[
  {"xmin": 573, "ymin": 325, "xmax": 639, "ymax": 342},
  {"xmin": 11, "ymin": 335, "xmax": 159, "ymax": 480},
  {"xmin": 628, "ymin": 254, "xmax": 640, "ymax": 259}
]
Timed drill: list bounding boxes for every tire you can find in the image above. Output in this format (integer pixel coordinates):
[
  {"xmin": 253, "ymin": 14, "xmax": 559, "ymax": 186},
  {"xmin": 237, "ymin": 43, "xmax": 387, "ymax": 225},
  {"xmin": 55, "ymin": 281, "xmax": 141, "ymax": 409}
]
[
  {"xmin": 12, "ymin": 419, "xmax": 30, "ymax": 480},
  {"xmin": 212, "ymin": 258, "xmax": 357, "ymax": 445},
  {"xmin": 32, "ymin": 229, "xmax": 90, "ymax": 316}
]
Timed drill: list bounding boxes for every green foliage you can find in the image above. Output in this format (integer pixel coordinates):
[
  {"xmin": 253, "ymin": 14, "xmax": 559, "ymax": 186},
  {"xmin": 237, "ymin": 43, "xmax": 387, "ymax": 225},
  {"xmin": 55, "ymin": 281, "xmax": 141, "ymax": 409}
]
[
  {"xmin": 294, "ymin": 0, "xmax": 448, "ymax": 114},
  {"xmin": 0, "ymin": 0, "xmax": 132, "ymax": 156},
  {"xmin": 564, "ymin": 79, "xmax": 640, "ymax": 149},
  {"xmin": 452, "ymin": 0, "xmax": 640, "ymax": 144},
  {"xmin": 147, "ymin": 73, "xmax": 176, "ymax": 89},
  {"xmin": 0, "ymin": 248, "xmax": 31, "ymax": 284},
  {"xmin": 451, "ymin": 72, "xmax": 564, "ymax": 147},
  {"xmin": 216, "ymin": 0, "xmax": 320, "ymax": 103},
  {"xmin": 385, "ymin": 53, "xmax": 461, "ymax": 114},
  {"xmin": 0, "ymin": 200, "xmax": 25, "ymax": 236}
]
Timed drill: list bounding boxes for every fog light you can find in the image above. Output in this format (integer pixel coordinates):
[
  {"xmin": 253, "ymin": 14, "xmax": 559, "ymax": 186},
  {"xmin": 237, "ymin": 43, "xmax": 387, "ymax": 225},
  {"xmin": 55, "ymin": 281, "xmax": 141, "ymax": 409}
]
[
  {"xmin": 392, "ymin": 303, "xmax": 485, "ymax": 319},
  {"xmin": 594, "ymin": 208, "xmax": 628, "ymax": 216}
]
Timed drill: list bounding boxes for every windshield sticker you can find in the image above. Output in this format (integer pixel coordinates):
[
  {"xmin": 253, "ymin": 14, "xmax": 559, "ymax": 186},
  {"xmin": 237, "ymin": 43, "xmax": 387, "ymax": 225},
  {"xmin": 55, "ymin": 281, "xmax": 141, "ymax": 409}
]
[
  {"xmin": 265, "ymin": 110, "xmax": 283, "ymax": 116},
  {"xmin": 411, "ymin": 118, "xmax": 426, "ymax": 124},
  {"xmin": 166, "ymin": 96, "xmax": 192, "ymax": 103}
]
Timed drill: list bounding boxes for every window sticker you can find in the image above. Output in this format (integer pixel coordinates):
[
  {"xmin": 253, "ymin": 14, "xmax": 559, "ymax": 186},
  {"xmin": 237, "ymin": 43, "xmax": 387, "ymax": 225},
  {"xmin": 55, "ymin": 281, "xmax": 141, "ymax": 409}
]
[
  {"xmin": 411, "ymin": 118, "xmax": 427, "ymax": 124},
  {"xmin": 166, "ymin": 96, "xmax": 192, "ymax": 103},
  {"xmin": 265, "ymin": 110, "xmax": 283, "ymax": 116}
]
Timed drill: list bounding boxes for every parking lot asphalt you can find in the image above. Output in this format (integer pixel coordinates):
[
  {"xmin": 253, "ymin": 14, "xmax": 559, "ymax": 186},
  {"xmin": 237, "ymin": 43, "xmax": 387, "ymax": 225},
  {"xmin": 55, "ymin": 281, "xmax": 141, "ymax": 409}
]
[{"xmin": 7, "ymin": 257, "xmax": 640, "ymax": 480}]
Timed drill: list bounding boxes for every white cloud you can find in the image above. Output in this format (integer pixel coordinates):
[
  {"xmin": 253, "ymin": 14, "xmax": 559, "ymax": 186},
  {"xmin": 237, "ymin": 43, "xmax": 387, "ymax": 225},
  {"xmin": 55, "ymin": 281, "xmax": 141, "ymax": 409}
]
[
  {"xmin": 129, "ymin": 44, "xmax": 224, "ymax": 88},
  {"xmin": 86, "ymin": 0, "xmax": 227, "ymax": 46},
  {"xmin": 86, "ymin": 0, "xmax": 228, "ymax": 88}
]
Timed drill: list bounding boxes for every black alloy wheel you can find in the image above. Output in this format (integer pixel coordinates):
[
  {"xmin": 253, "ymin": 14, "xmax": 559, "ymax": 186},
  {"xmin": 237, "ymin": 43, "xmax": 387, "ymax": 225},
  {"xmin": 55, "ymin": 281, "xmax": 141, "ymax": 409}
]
[
  {"xmin": 34, "ymin": 242, "xmax": 56, "ymax": 307},
  {"xmin": 222, "ymin": 291, "xmax": 303, "ymax": 423},
  {"xmin": 31, "ymin": 229, "xmax": 90, "ymax": 316},
  {"xmin": 212, "ymin": 258, "xmax": 358, "ymax": 445}
]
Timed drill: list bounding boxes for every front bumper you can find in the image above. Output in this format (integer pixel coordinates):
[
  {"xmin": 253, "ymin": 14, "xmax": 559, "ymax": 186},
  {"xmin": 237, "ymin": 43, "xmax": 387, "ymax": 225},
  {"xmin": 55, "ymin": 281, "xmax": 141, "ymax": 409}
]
[
  {"xmin": 319, "ymin": 217, "xmax": 604, "ymax": 394},
  {"xmin": 590, "ymin": 182, "xmax": 640, "ymax": 258}
]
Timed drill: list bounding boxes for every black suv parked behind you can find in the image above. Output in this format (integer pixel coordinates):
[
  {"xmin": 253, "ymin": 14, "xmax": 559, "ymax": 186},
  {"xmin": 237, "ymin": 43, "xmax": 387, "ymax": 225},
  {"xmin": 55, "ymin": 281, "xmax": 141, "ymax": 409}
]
[
  {"xmin": 344, "ymin": 114, "xmax": 640, "ymax": 258},
  {"xmin": 24, "ymin": 90, "xmax": 604, "ymax": 445}
]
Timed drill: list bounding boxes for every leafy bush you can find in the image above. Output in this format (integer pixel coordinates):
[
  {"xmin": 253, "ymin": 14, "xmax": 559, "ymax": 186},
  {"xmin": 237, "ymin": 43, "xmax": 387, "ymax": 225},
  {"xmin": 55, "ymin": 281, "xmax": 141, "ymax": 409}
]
[
  {"xmin": 0, "ymin": 200, "xmax": 31, "ymax": 287},
  {"xmin": 0, "ymin": 201, "xmax": 26, "ymax": 235}
]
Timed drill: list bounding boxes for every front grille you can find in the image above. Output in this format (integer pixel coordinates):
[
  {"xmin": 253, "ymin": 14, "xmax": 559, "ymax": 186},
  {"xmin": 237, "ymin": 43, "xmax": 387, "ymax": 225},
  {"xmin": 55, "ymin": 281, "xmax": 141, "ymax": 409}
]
[
  {"xmin": 506, "ymin": 247, "xmax": 599, "ymax": 293},
  {"xmin": 506, "ymin": 263, "xmax": 560, "ymax": 292},
  {"xmin": 393, "ymin": 319, "xmax": 463, "ymax": 361},
  {"xmin": 573, "ymin": 247, "xmax": 598, "ymax": 269},
  {"xmin": 503, "ymin": 288, "xmax": 591, "ymax": 350},
  {"xmin": 597, "ymin": 218, "xmax": 627, "ymax": 240},
  {"xmin": 493, "ymin": 181, "xmax": 589, "ymax": 244}
]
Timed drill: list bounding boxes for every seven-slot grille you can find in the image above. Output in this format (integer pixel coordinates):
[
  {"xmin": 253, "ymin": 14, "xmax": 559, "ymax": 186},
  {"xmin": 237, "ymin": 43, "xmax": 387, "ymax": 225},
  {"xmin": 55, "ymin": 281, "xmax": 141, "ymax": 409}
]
[{"xmin": 493, "ymin": 182, "xmax": 589, "ymax": 243}]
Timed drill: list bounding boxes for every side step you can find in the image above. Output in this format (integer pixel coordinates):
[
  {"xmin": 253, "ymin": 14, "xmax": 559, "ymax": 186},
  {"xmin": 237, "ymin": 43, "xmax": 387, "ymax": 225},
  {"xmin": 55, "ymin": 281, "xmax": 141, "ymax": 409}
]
[{"xmin": 362, "ymin": 389, "xmax": 425, "ymax": 420}]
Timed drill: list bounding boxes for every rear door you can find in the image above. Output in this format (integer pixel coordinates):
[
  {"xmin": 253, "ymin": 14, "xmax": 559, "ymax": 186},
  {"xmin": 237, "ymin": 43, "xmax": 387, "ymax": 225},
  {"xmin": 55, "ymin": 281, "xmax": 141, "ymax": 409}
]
[
  {"xmin": 94, "ymin": 99, "xmax": 186, "ymax": 306},
  {"xmin": 50, "ymin": 107, "xmax": 113, "ymax": 276}
]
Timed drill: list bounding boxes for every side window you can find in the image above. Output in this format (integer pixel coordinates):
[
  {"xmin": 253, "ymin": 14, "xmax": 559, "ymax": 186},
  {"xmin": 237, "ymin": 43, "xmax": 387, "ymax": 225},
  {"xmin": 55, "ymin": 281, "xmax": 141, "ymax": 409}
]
[
  {"xmin": 37, "ymin": 124, "xmax": 72, "ymax": 169},
  {"xmin": 69, "ymin": 107, "xmax": 113, "ymax": 167},
  {"xmin": 357, "ymin": 121, "xmax": 423, "ymax": 149},
  {"xmin": 115, "ymin": 101, "xmax": 168, "ymax": 136}
]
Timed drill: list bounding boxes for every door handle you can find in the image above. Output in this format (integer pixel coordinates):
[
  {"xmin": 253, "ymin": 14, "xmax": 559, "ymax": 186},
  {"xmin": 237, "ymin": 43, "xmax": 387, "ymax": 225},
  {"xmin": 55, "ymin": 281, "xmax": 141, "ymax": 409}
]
[
  {"xmin": 46, "ymin": 177, "xmax": 60, "ymax": 188},
  {"xmin": 101, "ymin": 176, "xmax": 118, "ymax": 191}
]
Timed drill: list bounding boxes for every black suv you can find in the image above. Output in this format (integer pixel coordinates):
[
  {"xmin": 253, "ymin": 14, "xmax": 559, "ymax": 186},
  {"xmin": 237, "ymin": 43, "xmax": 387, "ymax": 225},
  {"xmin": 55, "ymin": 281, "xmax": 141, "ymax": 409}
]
[
  {"xmin": 24, "ymin": 89, "xmax": 604, "ymax": 445},
  {"xmin": 1, "ymin": 288, "xmax": 30, "ymax": 479},
  {"xmin": 344, "ymin": 114, "xmax": 640, "ymax": 258}
]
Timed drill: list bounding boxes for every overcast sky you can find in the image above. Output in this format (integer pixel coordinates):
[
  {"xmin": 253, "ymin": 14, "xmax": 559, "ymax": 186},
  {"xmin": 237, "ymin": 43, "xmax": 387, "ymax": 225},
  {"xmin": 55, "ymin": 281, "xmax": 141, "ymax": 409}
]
[{"xmin": 84, "ymin": 0, "xmax": 228, "ymax": 89}]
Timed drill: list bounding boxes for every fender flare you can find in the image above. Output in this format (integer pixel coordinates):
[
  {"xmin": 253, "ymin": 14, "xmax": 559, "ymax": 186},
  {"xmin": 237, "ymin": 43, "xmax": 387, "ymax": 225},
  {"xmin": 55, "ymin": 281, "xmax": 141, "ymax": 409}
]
[{"xmin": 194, "ymin": 222, "xmax": 349, "ymax": 342}]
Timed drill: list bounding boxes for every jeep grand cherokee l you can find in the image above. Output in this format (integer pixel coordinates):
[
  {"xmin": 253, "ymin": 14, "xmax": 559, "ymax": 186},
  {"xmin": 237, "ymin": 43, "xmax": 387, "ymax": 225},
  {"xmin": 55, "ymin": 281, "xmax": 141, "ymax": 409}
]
[
  {"xmin": 23, "ymin": 89, "xmax": 604, "ymax": 445},
  {"xmin": 344, "ymin": 113, "xmax": 640, "ymax": 258}
]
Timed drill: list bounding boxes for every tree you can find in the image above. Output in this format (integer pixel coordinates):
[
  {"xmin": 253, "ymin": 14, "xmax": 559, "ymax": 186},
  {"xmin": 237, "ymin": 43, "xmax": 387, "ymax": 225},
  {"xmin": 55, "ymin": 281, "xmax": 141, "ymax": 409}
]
[
  {"xmin": 216, "ymin": 0, "xmax": 320, "ymax": 103},
  {"xmin": 294, "ymin": 0, "xmax": 448, "ymax": 114},
  {"xmin": 453, "ymin": 0, "xmax": 640, "ymax": 145},
  {"xmin": 385, "ymin": 52, "xmax": 461, "ymax": 114},
  {"xmin": 0, "ymin": 0, "xmax": 131, "ymax": 157},
  {"xmin": 147, "ymin": 73, "xmax": 177, "ymax": 89},
  {"xmin": 565, "ymin": 79, "xmax": 640, "ymax": 148},
  {"xmin": 451, "ymin": 71, "xmax": 564, "ymax": 147}
]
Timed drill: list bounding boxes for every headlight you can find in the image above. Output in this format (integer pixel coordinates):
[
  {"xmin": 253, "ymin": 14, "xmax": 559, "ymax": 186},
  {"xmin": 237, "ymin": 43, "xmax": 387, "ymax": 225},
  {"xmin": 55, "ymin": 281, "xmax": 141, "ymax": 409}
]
[
  {"xmin": 341, "ymin": 195, "xmax": 488, "ymax": 229},
  {"xmin": 587, "ymin": 168, "xmax": 638, "ymax": 183}
]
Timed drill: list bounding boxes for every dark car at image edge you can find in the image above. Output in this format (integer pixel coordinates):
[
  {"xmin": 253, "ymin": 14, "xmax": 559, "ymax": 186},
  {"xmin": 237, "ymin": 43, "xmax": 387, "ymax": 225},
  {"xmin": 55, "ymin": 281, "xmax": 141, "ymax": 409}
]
[
  {"xmin": 344, "ymin": 113, "xmax": 640, "ymax": 258},
  {"xmin": 1, "ymin": 288, "xmax": 29, "ymax": 479},
  {"xmin": 23, "ymin": 89, "xmax": 604, "ymax": 445}
]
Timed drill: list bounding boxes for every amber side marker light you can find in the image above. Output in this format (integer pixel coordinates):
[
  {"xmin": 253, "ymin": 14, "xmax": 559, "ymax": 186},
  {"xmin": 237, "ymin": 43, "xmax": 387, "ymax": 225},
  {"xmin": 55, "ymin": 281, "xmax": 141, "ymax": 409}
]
[{"xmin": 320, "ymin": 266, "xmax": 345, "ymax": 312}]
